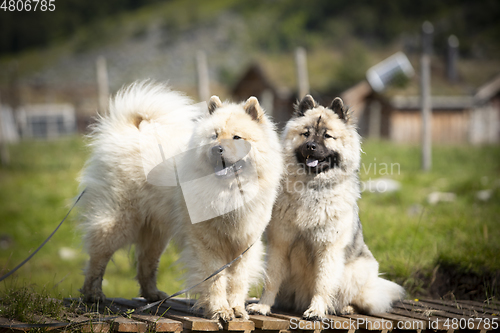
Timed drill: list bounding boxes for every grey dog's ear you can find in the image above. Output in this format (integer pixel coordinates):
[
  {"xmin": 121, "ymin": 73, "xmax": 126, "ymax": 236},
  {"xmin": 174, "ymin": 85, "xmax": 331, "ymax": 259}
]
[
  {"xmin": 243, "ymin": 96, "xmax": 264, "ymax": 122},
  {"xmin": 294, "ymin": 94, "xmax": 318, "ymax": 117},
  {"xmin": 329, "ymin": 97, "xmax": 349, "ymax": 122},
  {"xmin": 208, "ymin": 96, "xmax": 223, "ymax": 114}
]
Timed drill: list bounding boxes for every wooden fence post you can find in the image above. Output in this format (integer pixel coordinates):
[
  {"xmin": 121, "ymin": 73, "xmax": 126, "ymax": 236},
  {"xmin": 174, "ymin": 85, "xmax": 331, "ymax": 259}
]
[
  {"xmin": 96, "ymin": 56, "xmax": 109, "ymax": 114},
  {"xmin": 295, "ymin": 47, "xmax": 310, "ymax": 99},
  {"xmin": 368, "ymin": 100, "xmax": 382, "ymax": 139},
  {"xmin": 196, "ymin": 51, "xmax": 210, "ymax": 103},
  {"xmin": 421, "ymin": 21, "xmax": 433, "ymax": 171},
  {"xmin": 0, "ymin": 94, "xmax": 10, "ymax": 166}
]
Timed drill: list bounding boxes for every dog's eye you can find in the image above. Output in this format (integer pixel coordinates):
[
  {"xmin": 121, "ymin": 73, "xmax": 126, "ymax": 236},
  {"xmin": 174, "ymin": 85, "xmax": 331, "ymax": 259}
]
[
  {"xmin": 324, "ymin": 133, "xmax": 336, "ymax": 139},
  {"xmin": 233, "ymin": 135, "xmax": 242, "ymax": 140},
  {"xmin": 301, "ymin": 132, "xmax": 310, "ymax": 138},
  {"xmin": 212, "ymin": 133, "xmax": 218, "ymax": 140}
]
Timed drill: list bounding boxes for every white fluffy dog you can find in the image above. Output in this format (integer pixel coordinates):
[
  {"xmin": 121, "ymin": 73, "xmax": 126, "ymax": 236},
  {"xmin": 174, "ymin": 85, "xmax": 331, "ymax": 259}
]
[
  {"xmin": 247, "ymin": 95, "xmax": 404, "ymax": 319},
  {"xmin": 78, "ymin": 81, "xmax": 283, "ymax": 322}
]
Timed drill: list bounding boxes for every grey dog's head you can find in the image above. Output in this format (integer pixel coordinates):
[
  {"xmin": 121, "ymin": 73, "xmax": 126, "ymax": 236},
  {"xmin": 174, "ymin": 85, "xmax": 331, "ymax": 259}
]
[{"xmin": 282, "ymin": 95, "xmax": 361, "ymax": 178}]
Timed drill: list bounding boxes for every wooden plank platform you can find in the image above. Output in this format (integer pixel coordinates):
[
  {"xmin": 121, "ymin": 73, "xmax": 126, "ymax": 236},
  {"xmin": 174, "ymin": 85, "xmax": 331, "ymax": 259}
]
[{"xmin": 0, "ymin": 298, "xmax": 498, "ymax": 332}]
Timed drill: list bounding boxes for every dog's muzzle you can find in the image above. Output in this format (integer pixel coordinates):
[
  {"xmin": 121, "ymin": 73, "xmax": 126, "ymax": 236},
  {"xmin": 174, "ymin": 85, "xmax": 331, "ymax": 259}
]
[{"xmin": 211, "ymin": 144, "xmax": 248, "ymax": 178}]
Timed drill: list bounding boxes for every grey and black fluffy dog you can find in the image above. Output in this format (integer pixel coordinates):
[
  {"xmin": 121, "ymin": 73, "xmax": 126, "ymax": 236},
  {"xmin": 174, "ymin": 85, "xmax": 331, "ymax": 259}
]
[{"xmin": 247, "ymin": 95, "xmax": 404, "ymax": 319}]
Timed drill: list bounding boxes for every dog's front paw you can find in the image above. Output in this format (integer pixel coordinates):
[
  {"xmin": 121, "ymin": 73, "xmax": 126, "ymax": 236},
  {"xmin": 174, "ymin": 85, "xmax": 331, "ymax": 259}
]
[
  {"xmin": 80, "ymin": 288, "xmax": 106, "ymax": 303},
  {"xmin": 246, "ymin": 303, "xmax": 271, "ymax": 316},
  {"xmin": 210, "ymin": 306, "xmax": 235, "ymax": 324},
  {"xmin": 142, "ymin": 289, "xmax": 168, "ymax": 302},
  {"xmin": 233, "ymin": 306, "xmax": 249, "ymax": 320},
  {"xmin": 302, "ymin": 307, "xmax": 326, "ymax": 322},
  {"xmin": 341, "ymin": 305, "xmax": 355, "ymax": 315}
]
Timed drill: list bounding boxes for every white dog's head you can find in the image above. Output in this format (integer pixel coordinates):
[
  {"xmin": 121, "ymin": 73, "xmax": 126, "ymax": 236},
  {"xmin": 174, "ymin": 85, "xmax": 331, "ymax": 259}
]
[{"xmin": 177, "ymin": 95, "xmax": 282, "ymax": 223}]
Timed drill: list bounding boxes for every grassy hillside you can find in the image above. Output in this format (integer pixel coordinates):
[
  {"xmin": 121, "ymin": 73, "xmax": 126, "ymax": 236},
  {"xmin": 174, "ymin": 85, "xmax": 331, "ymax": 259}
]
[
  {"xmin": 1, "ymin": 0, "xmax": 499, "ymax": 105},
  {"xmin": 1, "ymin": 137, "xmax": 498, "ymax": 300}
]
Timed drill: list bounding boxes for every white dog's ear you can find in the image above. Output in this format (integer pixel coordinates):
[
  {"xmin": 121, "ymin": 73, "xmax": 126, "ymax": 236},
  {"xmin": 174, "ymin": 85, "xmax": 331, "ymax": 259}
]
[
  {"xmin": 243, "ymin": 96, "xmax": 264, "ymax": 122},
  {"xmin": 329, "ymin": 97, "xmax": 350, "ymax": 123},
  {"xmin": 208, "ymin": 96, "xmax": 223, "ymax": 114},
  {"xmin": 294, "ymin": 94, "xmax": 317, "ymax": 117}
]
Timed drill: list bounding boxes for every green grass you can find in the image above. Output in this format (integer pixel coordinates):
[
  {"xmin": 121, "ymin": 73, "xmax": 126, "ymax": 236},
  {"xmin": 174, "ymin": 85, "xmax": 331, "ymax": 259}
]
[
  {"xmin": 0, "ymin": 284, "xmax": 66, "ymax": 323},
  {"xmin": 359, "ymin": 141, "xmax": 500, "ymax": 296},
  {"xmin": 0, "ymin": 136, "xmax": 499, "ymax": 303}
]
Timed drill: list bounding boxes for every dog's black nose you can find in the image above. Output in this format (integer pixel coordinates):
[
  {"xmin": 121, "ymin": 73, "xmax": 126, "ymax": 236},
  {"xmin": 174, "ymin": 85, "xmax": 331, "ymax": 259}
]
[
  {"xmin": 306, "ymin": 142, "xmax": 317, "ymax": 151},
  {"xmin": 211, "ymin": 145, "xmax": 224, "ymax": 156}
]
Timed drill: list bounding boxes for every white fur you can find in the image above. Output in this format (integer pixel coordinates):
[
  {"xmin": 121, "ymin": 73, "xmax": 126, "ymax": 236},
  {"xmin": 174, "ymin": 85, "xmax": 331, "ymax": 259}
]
[
  {"xmin": 78, "ymin": 81, "xmax": 283, "ymax": 322},
  {"xmin": 247, "ymin": 100, "xmax": 404, "ymax": 318}
]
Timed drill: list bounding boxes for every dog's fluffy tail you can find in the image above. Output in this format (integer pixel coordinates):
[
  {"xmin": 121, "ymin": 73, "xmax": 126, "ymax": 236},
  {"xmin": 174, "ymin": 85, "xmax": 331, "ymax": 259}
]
[
  {"xmin": 104, "ymin": 80, "xmax": 200, "ymax": 129},
  {"xmin": 354, "ymin": 276, "xmax": 405, "ymax": 314},
  {"xmin": 81, "ymin": 80, "xmax": 202, "ymax": 196}
]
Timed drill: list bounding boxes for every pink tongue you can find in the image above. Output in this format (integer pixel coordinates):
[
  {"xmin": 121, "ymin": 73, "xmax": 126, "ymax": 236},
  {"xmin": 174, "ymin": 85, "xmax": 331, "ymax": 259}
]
[{"xmin": 306, "ymin": 159, "xmax": 318, "ymax": 167}]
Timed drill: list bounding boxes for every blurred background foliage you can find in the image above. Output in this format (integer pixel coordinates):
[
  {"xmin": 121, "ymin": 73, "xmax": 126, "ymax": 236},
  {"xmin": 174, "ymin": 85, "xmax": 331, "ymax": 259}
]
[{"xmin": 1, "ymin": 0, "xmax": 499, "ymax": 58}]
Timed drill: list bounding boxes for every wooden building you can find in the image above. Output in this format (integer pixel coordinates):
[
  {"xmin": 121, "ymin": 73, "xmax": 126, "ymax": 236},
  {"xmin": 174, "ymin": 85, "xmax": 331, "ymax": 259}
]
[
  {"xmin": 389, "ymin": 95, "xmax": 474, "ymax": 144},
  {"xmin": 471, "ymin": 74, "xmax": 500, "ymax": 144},
  {"xmin": 341, "ymin": 74, "xmax": 500, "ymax": 144},
  {"xmin": 232, "ymin": 63, "xmax": 296, "ymax": 129}
]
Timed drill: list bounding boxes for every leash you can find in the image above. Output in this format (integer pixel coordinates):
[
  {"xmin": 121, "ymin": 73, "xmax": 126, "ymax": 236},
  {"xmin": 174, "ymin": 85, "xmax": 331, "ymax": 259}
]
[
  {"xmin": 0, "ymin": 189, "xmax": 86, "ymax": 282},
  {"xmin": 135, "ymin": 169, "xmax": 255, "ymax": 313},
  {"xmin": 133, "ymin": 236, "xmax": 258, "ymax": 313}
]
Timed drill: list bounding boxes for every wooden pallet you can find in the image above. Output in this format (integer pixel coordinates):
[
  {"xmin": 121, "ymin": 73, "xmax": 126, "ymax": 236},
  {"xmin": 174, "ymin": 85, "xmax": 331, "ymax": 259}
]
[{"xmin": 0, "ymin": 298, "xmax": 498, "ymax": 332}]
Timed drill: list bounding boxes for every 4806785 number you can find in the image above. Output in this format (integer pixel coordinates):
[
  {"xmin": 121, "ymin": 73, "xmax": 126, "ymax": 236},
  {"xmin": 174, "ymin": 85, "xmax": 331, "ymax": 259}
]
[
  {"xmin": 443, "ymin": 317, "xmax": 498, "ymax": 330},
  {"xmin": 1, "ymin": 0, "xmax": 55, "ymax": 11}
]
